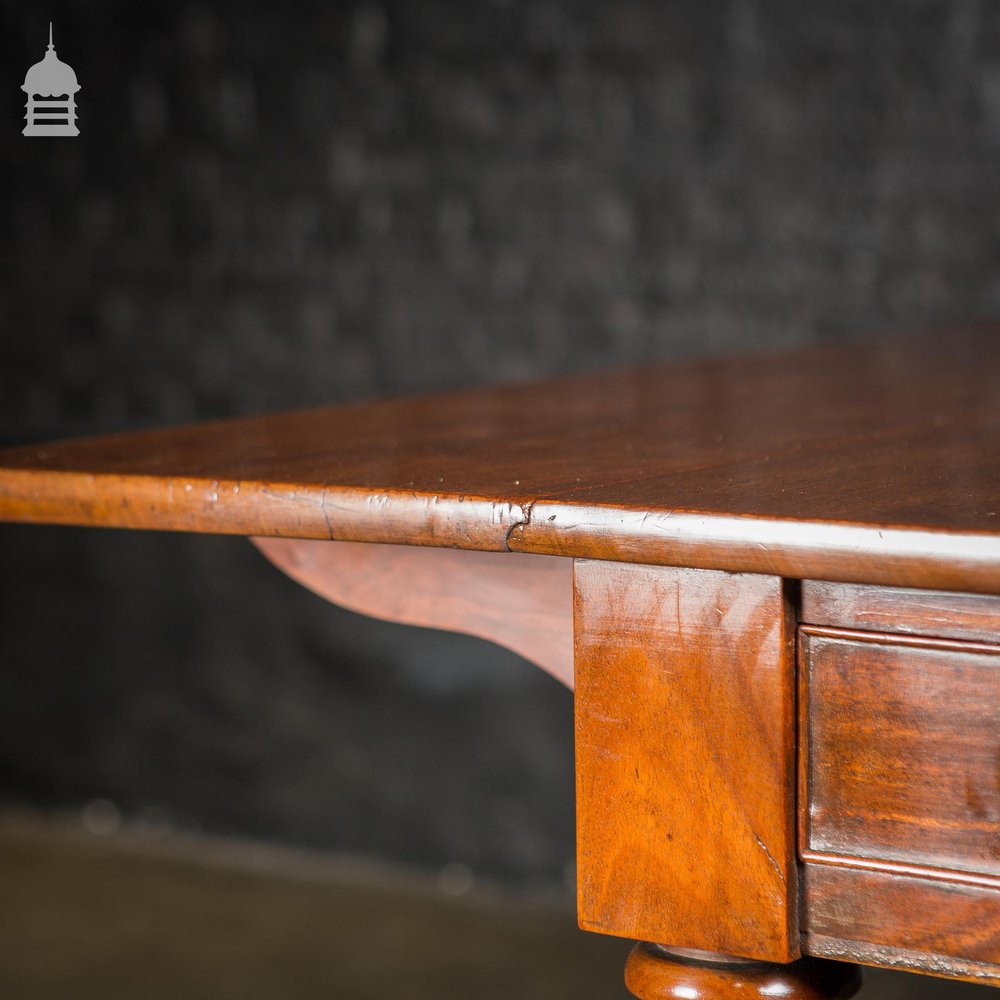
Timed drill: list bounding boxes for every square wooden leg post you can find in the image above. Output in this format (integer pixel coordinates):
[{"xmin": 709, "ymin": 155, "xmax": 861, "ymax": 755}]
[{"xmin": 572, "ymin": 561, "xmax": 861, "ymax": 1000}]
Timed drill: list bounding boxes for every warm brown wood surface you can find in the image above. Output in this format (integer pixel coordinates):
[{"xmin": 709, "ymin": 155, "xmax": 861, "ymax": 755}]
[
  {"xmin": 800, "ymin": 581, "xmax": 1000, "ymax": 643},
  {"xmin": 624, "ymin": 944, "xmax": 861, "ymax": 1000},
  {"xmin": 574, "ymin": 562, "xmax": 798, "ymax": 963},
  {"xmin": 797, "ymin": 618, "xmax": 1000, "ymax": 986},
  {"xmin": 252, "ymin": 538, "xmax": 574, "ymax": 687},
  {"xmin": 802, "ymin": 863, "xmax": 1000, "ymax": 986},
  {"xmin": 1, "ymin": 332, "xmax": 999, "ymax": 590},
  {"xmin": 3, "ymin": 331, "xmax": 1000, "ymax": 988},
  {"xmin": 800, "ymin": 627, "xmax": 1000, "ymax": 880}
]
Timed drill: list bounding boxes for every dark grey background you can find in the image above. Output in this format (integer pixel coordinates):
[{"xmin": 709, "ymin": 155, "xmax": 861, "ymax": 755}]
[{"xmin": 1, "ymin": 1, "xmax": 998, "ymax": 889}]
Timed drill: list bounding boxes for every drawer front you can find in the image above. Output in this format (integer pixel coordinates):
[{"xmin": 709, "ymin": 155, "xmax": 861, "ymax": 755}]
[
  {"xmin": 800, "ymin": 626, "xmax": 1000, "ymax": 879},
  {"xmin": 800, "ymin": 581, "xmax": 1000, "ymax": 644}
]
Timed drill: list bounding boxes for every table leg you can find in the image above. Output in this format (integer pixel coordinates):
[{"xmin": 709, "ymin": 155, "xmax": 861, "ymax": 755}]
[
  {"xmin": 624, "ymin": 944, "xmax": 862, "ymax": 1000},
  {"xmin": 574, "ymin": 562, "xmax": 799, "ymax": 959}
]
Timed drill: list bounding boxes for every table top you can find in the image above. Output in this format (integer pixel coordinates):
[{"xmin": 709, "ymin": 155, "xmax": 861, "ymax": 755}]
[{"xmin": 1, "ymin": 330, "xmax": 998, "ymax": 592}]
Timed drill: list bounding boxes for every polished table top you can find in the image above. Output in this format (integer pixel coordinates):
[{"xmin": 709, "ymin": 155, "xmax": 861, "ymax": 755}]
[{"xmin": 0, "ymin": 330, "xmax": 997, "ymax": 591}]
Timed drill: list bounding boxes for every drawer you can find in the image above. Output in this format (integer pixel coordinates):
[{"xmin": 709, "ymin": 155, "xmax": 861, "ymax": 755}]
[
  {"xmin": 799, "ymin": 626, "xmax": 1000, "ymax": 879},
  {"xmin": 800, "ymin": 580, "xmax": 1000, "ymax": 643}
]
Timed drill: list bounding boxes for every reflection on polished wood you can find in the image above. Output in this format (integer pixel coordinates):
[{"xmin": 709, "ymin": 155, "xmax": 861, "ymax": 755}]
[
  {"xmin": 800, "ymin": 581, "xmax": 1000, "ymax": 644},
  {"xmin": 0, "ymin": 331, "xmax": 998, "ymax": 591},
  {"xmin": 624, "ymin": 944, "xmax": 862, "ymax": 1000}
]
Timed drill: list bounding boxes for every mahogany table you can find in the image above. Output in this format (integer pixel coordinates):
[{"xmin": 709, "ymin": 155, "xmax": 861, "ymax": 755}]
[{"xmin": 1, "ymin": 330, "xmax": 999, "ymax": 999}]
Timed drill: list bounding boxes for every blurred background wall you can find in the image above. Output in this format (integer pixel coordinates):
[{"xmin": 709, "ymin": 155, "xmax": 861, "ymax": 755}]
[{"xmin": 1, "ymin": 0, "xmax": 999, "ymax": 891}]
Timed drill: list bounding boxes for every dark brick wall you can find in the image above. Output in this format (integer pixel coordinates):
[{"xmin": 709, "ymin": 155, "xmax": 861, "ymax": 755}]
[{"xmin": 0, "ymin": 1, "xmax": 998, "ymax": 887}]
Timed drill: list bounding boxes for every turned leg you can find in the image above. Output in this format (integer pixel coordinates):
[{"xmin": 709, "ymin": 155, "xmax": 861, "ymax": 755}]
[{"xmin": 625, "ymin": 945, "xmax": 862, "ymax": 1000}]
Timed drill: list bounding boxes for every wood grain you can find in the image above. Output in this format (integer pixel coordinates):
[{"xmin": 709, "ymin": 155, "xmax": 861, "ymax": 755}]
[
  {"xmin": 513, "ymin": 416, "xmax": 1000, "ymax": 593},
  {"xmin": 800, "ymin": 581, "xmax": 1000, "ymax": 643},
  {"xmin": 801, "ymin": 627, "xmax": 1000, "ymax": 880},
  {"xmin": 574, "ymin": 562, "xmax": 798, "ymax": 962},
  {"xmin": 798, "ymin": 621, "xmax": 1000, "ymax": 985},
  {"xmin": 252, "ymin": 538, "xmax": 574, "ymax": 687},
  {"xmin": 802, "ymin": 862, "xmax": 1000, "ymax": 986},
  {"xmin": 1, "ymin": 331, "xmax": 999, "ymax": 591},
  {"xmin": 624, "ymin": 944, "xmax": 862, "ymax": 1000}
]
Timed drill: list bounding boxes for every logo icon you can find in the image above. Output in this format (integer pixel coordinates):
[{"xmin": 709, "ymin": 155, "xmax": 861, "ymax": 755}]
[{"xmin": 22, "ymin": 23, "xmax": 80, "ymax": 137}]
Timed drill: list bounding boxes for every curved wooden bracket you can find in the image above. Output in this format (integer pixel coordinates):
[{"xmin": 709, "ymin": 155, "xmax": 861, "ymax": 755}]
[{"xmin": 252, "ymin": 538, "xmax": 574, "ymax": 688}]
